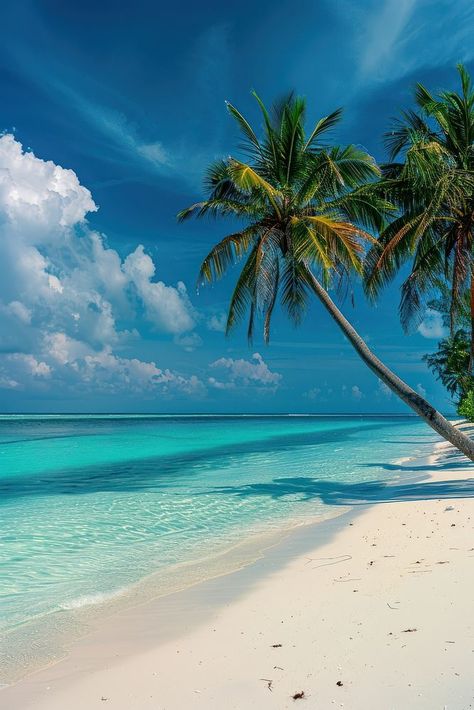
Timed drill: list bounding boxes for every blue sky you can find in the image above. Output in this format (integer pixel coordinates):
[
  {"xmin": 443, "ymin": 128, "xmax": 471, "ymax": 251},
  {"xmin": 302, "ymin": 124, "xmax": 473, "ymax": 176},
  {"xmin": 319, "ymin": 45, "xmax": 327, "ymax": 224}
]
[{"xmin": 0, "ymin": 0, "xmax": 473, "ymax": 413}]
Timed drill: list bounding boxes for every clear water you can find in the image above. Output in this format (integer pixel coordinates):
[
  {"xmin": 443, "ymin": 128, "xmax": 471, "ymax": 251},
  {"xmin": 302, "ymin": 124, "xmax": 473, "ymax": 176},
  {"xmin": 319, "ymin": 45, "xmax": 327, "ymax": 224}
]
[{"xmin": 0, "ymin": 414, "xmax": 436, "ymax": 667}]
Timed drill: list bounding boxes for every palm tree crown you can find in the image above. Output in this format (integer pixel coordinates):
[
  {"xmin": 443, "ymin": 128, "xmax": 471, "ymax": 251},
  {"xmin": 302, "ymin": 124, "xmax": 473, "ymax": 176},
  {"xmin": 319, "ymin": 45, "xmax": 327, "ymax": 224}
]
[
  {"xmin": 178, "ymin": 90, "xmax": 474, "ymax": 461},
  {"xmin": 179, "ymin": 92, "xmax": 390, "ymax": 341},
  {"xmin": 364, "ymin": 64, "xmax": 474, "ymax": 341}
]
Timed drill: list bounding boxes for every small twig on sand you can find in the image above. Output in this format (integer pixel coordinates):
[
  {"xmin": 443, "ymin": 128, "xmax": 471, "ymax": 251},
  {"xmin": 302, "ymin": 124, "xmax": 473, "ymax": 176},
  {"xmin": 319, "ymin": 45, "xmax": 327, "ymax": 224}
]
[
  {"xmin": 306, "ymin": 554, "xmax": 352, "ymax": 569},
  {"xmin": 386, "ymin": 602, "xmax": 400, "ymax": 610},
  {"xmin": 260, "ymin": 678, "xmax": 273, "ymax": 692}
]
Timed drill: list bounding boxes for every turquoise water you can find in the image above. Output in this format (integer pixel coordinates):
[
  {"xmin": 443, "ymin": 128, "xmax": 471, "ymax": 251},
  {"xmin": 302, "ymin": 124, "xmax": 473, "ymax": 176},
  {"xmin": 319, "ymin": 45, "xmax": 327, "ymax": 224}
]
[{"xmin": 0, "ymin": 414, "xmax": 436, "ymax": 672}]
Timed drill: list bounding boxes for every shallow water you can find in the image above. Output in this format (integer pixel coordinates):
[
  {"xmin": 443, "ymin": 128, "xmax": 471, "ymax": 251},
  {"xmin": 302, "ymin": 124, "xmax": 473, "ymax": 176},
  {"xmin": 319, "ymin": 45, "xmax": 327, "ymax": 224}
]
[{"xmin": 0, "ymin": 414, "xmax": 436, "ymax": 677}]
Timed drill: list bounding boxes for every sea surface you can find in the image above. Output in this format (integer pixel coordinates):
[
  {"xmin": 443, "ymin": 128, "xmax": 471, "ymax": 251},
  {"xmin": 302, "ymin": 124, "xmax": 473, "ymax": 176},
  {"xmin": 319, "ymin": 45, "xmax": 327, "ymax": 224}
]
[{"xmin": 0, "ymin": 414, "xmax": 437, "ymax": 680}]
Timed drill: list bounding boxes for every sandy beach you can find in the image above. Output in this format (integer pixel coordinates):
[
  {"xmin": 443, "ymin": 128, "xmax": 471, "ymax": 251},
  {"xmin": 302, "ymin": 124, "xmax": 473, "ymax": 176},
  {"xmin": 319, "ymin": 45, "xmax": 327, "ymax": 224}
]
[{"xmin": 2, "ymin": 440, "xmax": 474, "ymax": 710}]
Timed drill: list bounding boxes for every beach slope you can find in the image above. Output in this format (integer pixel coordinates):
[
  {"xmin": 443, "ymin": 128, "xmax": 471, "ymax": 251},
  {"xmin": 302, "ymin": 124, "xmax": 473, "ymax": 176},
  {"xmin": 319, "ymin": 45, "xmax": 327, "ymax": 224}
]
[{"xmin": 3, "ymin": 445, "xmax": 474, "ymax": 710}]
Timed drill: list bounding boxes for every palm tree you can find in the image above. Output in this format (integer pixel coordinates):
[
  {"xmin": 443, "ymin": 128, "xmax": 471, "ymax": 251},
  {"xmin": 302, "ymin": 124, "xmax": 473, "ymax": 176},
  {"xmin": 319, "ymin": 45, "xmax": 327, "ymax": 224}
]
[
  {"xmin": 427, "ymin": 277, "xmax": 471, "ymax": 331},
  {"xmin": 423, "ymin": 280, "xmax": 473, "ymax": 409},
  {"xmin": 424, "ymin": 330, "xmax": 471, "ymax": 403},
  {"xmin": 364, "ymin": 65, "xmax": 474, "ymax": 375},
  {"xmin": 179, "ymin": 92, "xmax": 474, "ymax": 460}
]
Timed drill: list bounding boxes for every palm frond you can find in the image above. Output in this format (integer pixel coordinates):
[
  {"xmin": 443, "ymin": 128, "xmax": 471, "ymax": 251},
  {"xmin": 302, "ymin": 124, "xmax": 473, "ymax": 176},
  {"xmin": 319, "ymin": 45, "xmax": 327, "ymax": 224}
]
[
  {"xmin": 251, "ymin": 90, "xmax": 280, "ymax": 174},
  {"xmin": 199, "ymin": 227, "xmax": 257, "ymax": 283},
  {"xmin": 225, "ymin": 245, "xmax": 259, "ymax": 336},
  {"xmin": 280, "ymin": 256, "xmax": 311, "ymax": 325},
  {"xmin": 399, "ymin": 234, "xmax": 447, "ymax": 331},
  {"xmin": 303, "ymin": 108, "xmax": 343, "ymax": 151},
  {"xmin": 225, "ymin": 101, "xmax": 263, "ymax": 159},
  {"xmin": 227, "ymin": 159, "xmax": 282, "ymax": 217}
]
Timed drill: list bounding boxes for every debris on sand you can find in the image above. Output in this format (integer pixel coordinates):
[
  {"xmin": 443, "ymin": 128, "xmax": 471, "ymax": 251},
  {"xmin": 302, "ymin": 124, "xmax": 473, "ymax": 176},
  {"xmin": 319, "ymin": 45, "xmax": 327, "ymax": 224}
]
[{"xmin": 292, "ymin": 690, "xmax": 305, "ymax": 700}]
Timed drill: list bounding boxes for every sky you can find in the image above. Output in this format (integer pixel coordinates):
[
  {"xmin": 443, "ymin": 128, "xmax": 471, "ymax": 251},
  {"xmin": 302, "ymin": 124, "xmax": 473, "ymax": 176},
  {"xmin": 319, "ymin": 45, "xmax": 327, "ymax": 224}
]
[{"xmin": 0, "ymin": 0, "xmax": 473, "ymax": 414}]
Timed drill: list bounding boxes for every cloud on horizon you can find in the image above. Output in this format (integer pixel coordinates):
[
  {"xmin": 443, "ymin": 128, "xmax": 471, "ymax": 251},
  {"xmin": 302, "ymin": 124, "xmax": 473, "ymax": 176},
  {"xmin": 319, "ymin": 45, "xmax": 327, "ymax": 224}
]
[{"xmin": 209, "ymin": 352, "xmax": 282, "ymax": 392}]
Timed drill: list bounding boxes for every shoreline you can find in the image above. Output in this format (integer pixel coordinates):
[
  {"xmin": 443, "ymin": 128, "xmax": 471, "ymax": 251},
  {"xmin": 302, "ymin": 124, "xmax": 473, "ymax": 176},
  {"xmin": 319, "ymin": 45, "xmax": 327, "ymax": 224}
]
[
  {"xmin": 2, "ymin": 422, "xmax": 435, "ymax": 687},
  {"xmin": 4, "ymin": 432, "xmax": 474, "ymax": 707},
  {"xmin": 1, "ymin": 496, "xmax": 355, "ymax": 687}
]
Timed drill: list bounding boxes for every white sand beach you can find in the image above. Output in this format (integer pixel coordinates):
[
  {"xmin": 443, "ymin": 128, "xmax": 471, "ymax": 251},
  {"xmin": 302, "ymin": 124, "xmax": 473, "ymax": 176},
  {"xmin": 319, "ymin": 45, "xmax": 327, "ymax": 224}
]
[{"xmin": 2, "ymin": 440, "xmax": 474, "ymax": 710}]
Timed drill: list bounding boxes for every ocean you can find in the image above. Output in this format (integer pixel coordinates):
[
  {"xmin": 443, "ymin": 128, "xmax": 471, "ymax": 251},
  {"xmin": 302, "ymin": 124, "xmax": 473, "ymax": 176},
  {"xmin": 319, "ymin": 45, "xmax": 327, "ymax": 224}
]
[{"xmin": 0, "ymin": 414, "xmax": 437, "ymax": 680}]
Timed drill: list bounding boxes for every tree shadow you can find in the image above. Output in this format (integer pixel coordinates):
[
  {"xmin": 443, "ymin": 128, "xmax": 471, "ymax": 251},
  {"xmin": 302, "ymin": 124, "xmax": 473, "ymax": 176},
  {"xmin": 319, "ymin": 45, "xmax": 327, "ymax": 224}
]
[
  {"xmin": 0, "ymin": 420, "xmax": 398, "ymax": 500},
  {"xmin": 207, "ymin": 438, "xmax": 474, "ymax": 507},
  {"xmin": 361, "ymin": 461, "xmax": 469, "ymax": 472},
  {"xmin": 208, "ymin": 475, "xmax": 474, "ymax": 507}
]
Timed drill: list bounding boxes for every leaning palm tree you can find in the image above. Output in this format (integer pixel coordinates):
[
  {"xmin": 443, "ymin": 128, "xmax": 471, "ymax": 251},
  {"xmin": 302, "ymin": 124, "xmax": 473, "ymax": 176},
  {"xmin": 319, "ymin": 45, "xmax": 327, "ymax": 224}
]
[
  {"xmin": 364, "ymin": 65, "xmax": 474, "ymax": 373},
  {"xmin": 179, "ymin": 92, "xmax": 474, "ymax": 460}
]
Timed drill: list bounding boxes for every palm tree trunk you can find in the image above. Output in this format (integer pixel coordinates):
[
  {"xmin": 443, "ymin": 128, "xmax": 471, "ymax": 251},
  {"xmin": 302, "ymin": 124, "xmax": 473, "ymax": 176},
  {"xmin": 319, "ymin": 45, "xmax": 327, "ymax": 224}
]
[{"xmin": 307, "ymin": 271, "xmax": 474, "ymax": 461}]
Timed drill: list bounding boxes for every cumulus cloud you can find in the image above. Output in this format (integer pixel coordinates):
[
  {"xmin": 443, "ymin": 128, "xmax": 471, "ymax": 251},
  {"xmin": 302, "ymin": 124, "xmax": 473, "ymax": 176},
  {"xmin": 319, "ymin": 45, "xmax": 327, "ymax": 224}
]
[
  {"xmin": 1, "ymin": 300, "xmax": 32, "ymax": 324},
  {"xmin": 207, "ymin": 312, "xmax": 227, "ymax": 333},
  {"xmin": 376, "ymin": 380, "xmax": 392, "ymax": 398},
  {"xmin": 0, "ymin": 134, "xmax": 199, "ymax": 396},
  {"xmin": 78, "ymin": 346, "xmax": 203, "ymax": 395},
  {"xmin": 0, "ymin": 375, "xmax": 19, "ymax": 390},
  {"xmin": 123, "ymin": 246, "xmax": 196, "ymax": 333},
  {"xmin": 209, "ymin": 352, "xmax": 282, "ymax": 391},
  {"xmin": 417, "ymin": 309, "xmax": 447, "ymax": 339},
  {"xmin": 351, "ymin": 385, "xmax": 364, "ymax": 400}
]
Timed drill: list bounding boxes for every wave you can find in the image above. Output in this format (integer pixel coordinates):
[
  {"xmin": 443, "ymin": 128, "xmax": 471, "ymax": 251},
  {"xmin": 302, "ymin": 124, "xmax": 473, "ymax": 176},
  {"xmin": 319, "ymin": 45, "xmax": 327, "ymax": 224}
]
[{"xmin": 58, "ymin": 588, "xmax": 127, "ymax": 611}]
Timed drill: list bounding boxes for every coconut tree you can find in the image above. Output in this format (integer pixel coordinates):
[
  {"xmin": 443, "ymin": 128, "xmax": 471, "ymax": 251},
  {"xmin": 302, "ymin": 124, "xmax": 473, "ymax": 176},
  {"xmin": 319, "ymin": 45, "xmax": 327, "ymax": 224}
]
[
  {"xmin": 423, "ymin": 279, "xmax": 473, "ymax": 413},
  {"xmin": 179, "ymin": 92, "xmax": 474, "ymax": 460},
  {"xmin": 364, "ymin": 65, "xmax": 474, "ymax": 374},
  {"xmin": 424, "ymin": 330, "xmax": 471, "ymax": 402}
]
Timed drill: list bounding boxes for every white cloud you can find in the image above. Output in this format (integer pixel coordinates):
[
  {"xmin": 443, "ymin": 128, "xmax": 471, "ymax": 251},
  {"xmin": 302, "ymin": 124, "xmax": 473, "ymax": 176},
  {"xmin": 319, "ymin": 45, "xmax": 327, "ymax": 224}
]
[
  {"xmin": 174, "ymin": 332, "xmax": 203, "ymax": 352},
  {"xmin": 207, "ymin": 376, "xmax": 234, "ymax": 391},
  {"xmin": 207, "ymin": 312, "xmax": 227, "ymax": 333},
  {"xmin": 2, "ymin": 300, "xmax": 32, "ymax": 324},
  {"xmin": 376, "ymin": 380, "xmax": 392, "ymax": 398},
  {"xmin": 355, "ymin": 0, "xmax": 416, "ymax": 82},
  {"xmin": 0, "ymin": 134, "xmax": 200, "ymax": 396},
  {"xmin": 351, "ymin": 385, "xmax": 363, "ymax": 400},
  {"xmin": 0, "ymin": 133, "xmax": 96, "ymax": 228},
  {"xmin": 417, "ymin": 309, "xmax": 447, "ymax": 340},
  {"xmin": 137, "ymin": 142, "xmax": 168, "ymax": 164},
  {"xmin": 0, "ymin": 353, "xmax": 51, "ymax": 392},
  {"xmin": 8, "ymin": 353, "xmax": 51, "ymax": 378},
  {"xmin": 36, "ymin": 332, "xmax": 204, "ymax": 396},
  {"xmin": 0, "ymin": 375, "xmax": 19, "ymax": 390},
  {"xmin": 123, "ymin": 246, "xmax": 196, "ymax": 334},
  {"xmin": 348, "ymin": 0, "xmax": 474, "ymax": 89},
  {"xmin": 209, "ymin": 352, "xmax": 282, "ymax": 390},
  {"xmin": 43, "ymin": 332, "xmax": 91, "ymax": 366},
  {"xmin": 78, "ymin": 347, "xmax": 204, "ymax": 395},
  {"xmin": 304, "ymin": 386, "xmax": 322, "ymax": 400},
  {"xmin": 46, "ymin": 82, "xmax": 171, "ymax": 174}
]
